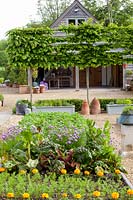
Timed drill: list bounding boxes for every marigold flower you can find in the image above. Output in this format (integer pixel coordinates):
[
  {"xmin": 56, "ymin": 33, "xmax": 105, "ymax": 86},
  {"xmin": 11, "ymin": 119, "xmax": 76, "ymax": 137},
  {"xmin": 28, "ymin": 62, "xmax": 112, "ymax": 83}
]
[
  {"xmin": 60, "ymin": 168, "xmax": 67, "ymax": 174},
  {"xmin": 41, "ymin": 193, "xmax": 49, "ymax": 198},
  {"xmin": 127, "ymin": 189, "xmax": 133, "ymax": 195},
  {"xmin": 62, "ymin": 193, "xmax": 68, "ymax": 198},
  {"xmin": 115, "ymin": 169, "xmax": 121, "ymax": 174},
  {"xmin": 74, "ymin": 168, "xmax": 80, "ymax": 175},
  {"xmin": 0, "ymin": 167, "xmax": 5, "ymax": 172},
  {"xmin": 84, "ymin": 170, "xmax": 90, "ymax": 175},
  {"xmin": 22, "ymin": 193, "xmax": 30, "ymax": 199},
  {"xmin": 19, "ymin": 170, "xmax": 26, "ymax": 174},
  {"xmin": 111, "ymin": 192, "xmax": 119, "ymax": 199},
  {"xmin": 32, "ymin": 168, "xmax": 38, "ymax": 174},
  {"xmin": 93, "ymin": 190, "xmax": 100, "ymax": 197},
  {"xmin": 74, "ymin": 193, "xmax": 81, "ymax": 199},
  {"xmin": 7, "ymin": 193, "xmax": 14, "ymax": 198},
  {"xmin": 97, "ymin": 170, "xmax": 104, "ymax": 177}
]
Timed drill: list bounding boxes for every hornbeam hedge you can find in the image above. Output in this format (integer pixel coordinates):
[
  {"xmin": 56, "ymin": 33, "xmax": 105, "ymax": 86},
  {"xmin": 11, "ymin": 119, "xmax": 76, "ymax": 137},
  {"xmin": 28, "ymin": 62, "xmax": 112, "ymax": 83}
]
[{"xmin": 7, "ymin": 22, "xmax": 133, "ymax": 70}]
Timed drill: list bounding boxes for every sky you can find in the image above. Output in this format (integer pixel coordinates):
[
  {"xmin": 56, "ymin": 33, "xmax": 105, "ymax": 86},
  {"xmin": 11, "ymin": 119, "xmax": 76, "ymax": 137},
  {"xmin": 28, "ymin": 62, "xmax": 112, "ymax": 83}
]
[{"xmin": 0, "ymin": 0, "xmax": 40, "ymax": 40}]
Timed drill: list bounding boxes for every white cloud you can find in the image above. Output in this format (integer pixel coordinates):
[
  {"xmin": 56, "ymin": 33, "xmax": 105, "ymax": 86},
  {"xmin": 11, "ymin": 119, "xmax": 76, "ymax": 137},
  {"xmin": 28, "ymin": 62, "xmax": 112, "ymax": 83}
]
[{"xmin": 0, "ymin": 0, "xmax": 40, "ymax": 39}]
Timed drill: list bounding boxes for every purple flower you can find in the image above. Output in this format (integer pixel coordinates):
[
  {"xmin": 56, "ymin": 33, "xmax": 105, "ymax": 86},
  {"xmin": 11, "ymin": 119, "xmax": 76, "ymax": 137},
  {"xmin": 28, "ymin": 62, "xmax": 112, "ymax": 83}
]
[{"xmin": 1, "ymin": 125, "xmax": 22, "ymax": 140}]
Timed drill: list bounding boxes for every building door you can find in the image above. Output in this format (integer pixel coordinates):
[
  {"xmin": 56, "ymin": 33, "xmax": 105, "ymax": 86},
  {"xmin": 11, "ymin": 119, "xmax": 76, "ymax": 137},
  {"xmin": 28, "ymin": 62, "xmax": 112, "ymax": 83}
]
[{"xmin": 89, "ymin": 67, "xmax": 102, "ymax": 87}]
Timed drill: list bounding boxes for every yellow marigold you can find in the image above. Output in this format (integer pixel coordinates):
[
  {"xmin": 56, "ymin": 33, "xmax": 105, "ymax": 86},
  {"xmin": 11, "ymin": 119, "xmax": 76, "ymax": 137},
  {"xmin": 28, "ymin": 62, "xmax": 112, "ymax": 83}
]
[
  {"xmin": 127, "ymin": 189, "xmax": 133, "ymax": 195},
  {"xmin": 60, "ymin": 168, "xmax": 67, "ymax": 174},
  {"xmin": 97, "ymin": 170, "xmax": 104, "ymax": 177},
  {"xmin": 84, "ymin": 170, "xmax": 90, "ymax": 176},
  {"xmin": 19, "ymin": 170, "xmax": 26, "ymax": 174},
  {"xmin": 7, "ymin": 193, "xmax": 14, "ymax": 198},
  {"xmin": 32, "ymin": 168, "xmax": 38, "ymax": 174},
  {"xmin": 41, "ymin": 193, "xmax": 49, "ymax": 198},
  {"xmin": 74, "ymin": 193, "xmax": 81, "ymax": 199},
  {"xmin": 93, "ymin": 191, "xmax": 101, "ymax": 197},
  {"xmin": 111, "ymin": 192, "xmax": 119, "ymax": 199},
  {"xmin": 115, "ymin": 169, "xmax": 121, "ymax": 174},
  {"xmin": 0, "ymin": 167, "xmax": 5, "ymax": 172},
  {"xmin": 74, "ymin": 168, "xmax": 80, "ymax": 175},
  {"xmin": 62, "ymin": 193, "xmax": 68, "ymax": 198},
  {"xmin": 22, "ymin": 193, "xmax": 30, "ymax": 199}
]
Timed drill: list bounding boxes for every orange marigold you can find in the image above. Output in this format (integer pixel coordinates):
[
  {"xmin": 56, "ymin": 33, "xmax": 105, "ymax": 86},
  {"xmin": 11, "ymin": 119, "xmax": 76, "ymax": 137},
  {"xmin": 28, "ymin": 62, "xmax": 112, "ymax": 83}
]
[
  {"xmin": 41, "ymin": 193, "xmax": 49, "ymax": 198},
  {"xmin": 62, "ymin": 193, "xmax": 68, "ymax": 198},
  {"xmin": 115, "ymin": 169, "xmax": 121, "ymax": 174},
  {"xmin": 74, "ymin": 193, "xmax": 81, "ymax": 199},
  {"xmin": 19, "ymin": 170, "xmax": 26, "ymax": 175},
  {"xmin": 22, "ymin": 193, "xmax": 30, "ymax": 199},
  {"xmin": 93, "ymin": 191, "xmax": 101, "ymax": 197},
  {"xmin": 60, "ymin": 168, "xmax": 67, "ymax": 174},
  {"xmin": 111, "ymin": 192, "xmax": 119, "ymax": 199},
  {"xmin": 74, "ymin": 168, "xmax": 80, "ymax": 175},
  {"xmin": 84, "ymin": 170, "xmax": 90, "ymax": 175},
  {"xmin": 97, "ymin": 170, "xmax": 104, "ymax": 177},
  {"xmin": 32, "ymin": 168, "xmax": 38, "ymax": 174},
  {"xmin": 7, "ymin": 193, "xmax": 14, "ymax": 198},
  {"xmin": 0, "ymin": 167, "xmax": 5, "ymax": 172},
  {"xmin": 127, "ymin": 189, "xmax": 133, "ymax": 195}
]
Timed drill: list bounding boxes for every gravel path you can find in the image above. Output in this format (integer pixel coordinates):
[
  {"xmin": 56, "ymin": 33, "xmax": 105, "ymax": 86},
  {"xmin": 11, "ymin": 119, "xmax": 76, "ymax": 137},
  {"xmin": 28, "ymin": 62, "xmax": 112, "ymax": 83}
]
[{"xmin": 0, "ymin": 88, "xmax": 133, "ymax": 186}]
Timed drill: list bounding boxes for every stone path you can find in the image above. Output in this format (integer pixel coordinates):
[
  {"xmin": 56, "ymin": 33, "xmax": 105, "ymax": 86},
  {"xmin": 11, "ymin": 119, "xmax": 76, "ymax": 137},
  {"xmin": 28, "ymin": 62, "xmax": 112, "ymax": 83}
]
[{"xmin": 0, "ymin": 112, "xmax": 12, "ymax": 125}]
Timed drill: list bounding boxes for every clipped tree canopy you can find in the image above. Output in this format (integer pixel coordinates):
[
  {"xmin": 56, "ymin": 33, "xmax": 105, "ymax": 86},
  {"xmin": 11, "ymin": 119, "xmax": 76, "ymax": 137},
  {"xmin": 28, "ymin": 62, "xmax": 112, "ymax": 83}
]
[{"xmin": 7, "ymin": 22, "xmax": 133, "ymax": 70}]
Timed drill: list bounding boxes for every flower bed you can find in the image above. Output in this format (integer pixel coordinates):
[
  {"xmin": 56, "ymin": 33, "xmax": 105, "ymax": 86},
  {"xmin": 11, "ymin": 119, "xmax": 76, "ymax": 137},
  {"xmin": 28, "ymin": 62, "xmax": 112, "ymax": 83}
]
[
  {"xmin": 0, "ymin": 170, "xmax": 132, "ymax": 199},
  {"xmin": 0, "ymin": 112, "xmax": 132, "ymax": 199}
]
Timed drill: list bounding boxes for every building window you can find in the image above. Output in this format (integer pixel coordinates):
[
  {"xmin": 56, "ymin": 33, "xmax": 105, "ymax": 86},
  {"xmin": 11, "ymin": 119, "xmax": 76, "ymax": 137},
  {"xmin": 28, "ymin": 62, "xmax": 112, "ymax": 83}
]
[
  {"xmin": 68, "ymin": 19, "xmax": 76, "ymax": 25},
  {"xmin": 68, "ymin": 19, "xmax": 86, "ymax": 25},
  {"xmin": 78, "ymin": 19, "xmax": 85, "ymax": 25}
]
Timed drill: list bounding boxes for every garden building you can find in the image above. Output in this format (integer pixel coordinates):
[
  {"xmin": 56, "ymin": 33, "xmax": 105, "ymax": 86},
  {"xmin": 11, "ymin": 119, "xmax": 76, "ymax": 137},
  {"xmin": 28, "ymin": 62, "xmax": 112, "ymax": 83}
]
[{"xmin": 37, "ymin": 0, "xmax": 127, "ymax": 89}]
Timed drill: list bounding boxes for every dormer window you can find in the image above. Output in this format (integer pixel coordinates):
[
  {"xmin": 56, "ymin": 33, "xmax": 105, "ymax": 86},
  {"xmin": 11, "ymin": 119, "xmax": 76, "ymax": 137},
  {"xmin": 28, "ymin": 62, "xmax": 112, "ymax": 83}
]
[
  {"xmin": 68, "ymin": 19, "xmax": 85, "ymax": 25},
  {"xmin": 78, "ymin": 19, "xmax": 85, "ymax": 25},
  {"xmin": 68, "ymin": 19, "xmax": 76, "ymax": 25}
]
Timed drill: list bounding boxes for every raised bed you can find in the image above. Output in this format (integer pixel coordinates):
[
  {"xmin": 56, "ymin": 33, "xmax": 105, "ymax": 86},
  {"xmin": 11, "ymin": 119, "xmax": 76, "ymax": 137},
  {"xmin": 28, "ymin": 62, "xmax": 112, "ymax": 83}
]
[
  {"xmin": 32, "ymin": 105, "xmax": 75, "ymax": 114},
  {"xmin": 106, "ymin": 104, "xmax": 133, "ymax": 115}
]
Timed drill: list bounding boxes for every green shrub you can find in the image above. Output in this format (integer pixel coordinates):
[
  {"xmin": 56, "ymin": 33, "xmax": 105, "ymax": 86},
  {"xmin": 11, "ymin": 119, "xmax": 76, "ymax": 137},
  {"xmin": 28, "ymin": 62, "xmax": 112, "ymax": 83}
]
[
  {"xmin": 122, "ymin": 105, "xmax": 133, "ymax": 114},
  {"xmin": 16, "ymin": 99, "xmax": 32, "ymax": 109},
  {"xmin": 116, "ymin": 99, "xmax": 132, "ymax": 104},
  {"xmin": 98, "ymin": 99, "xmax": 117, "ymax": 111},
  {"xmin": 99, "ymin": 98, "xmax": 133, "ymax": 111}
]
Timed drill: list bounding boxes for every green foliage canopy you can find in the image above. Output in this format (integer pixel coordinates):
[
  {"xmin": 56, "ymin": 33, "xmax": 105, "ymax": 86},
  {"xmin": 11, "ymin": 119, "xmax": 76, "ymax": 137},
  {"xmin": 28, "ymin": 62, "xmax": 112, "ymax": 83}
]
[{"xmin": 7, "ymin": 22, "xmax": 133, "ymax": 70}]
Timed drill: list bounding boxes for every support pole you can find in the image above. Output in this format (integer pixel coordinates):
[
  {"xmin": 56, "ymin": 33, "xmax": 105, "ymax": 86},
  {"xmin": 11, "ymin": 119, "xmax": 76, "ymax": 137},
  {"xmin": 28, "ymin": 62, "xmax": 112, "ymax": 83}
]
[
  {"xmin": 86, "ymin": 67, "xmax": 90, "ymax": 103},
  {"xmin": 29, "ymin": 68, "xmax": 33, "ymax": 110},
  {"xmin": 75, "ymin": 66, "xmax": 79, "ymax": 91}
]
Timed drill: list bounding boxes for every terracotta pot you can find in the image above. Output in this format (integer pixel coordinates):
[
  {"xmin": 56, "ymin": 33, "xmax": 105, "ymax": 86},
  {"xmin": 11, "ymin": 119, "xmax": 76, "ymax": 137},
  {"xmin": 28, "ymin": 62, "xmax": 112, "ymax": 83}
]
[
  {"xmin": 80, "ymin": 100, "xmax": 90, "ymax": 115},
  {"xmin": 90, "ymin": 98, "xmax": 101, "ymax": 114},
  {"xmin": 40, "ymin": 86, "xmax": 45, "ymax": 93},
  {"xmin": 33, "ymin": 88, "xmax": 40, "ymax": 94}
]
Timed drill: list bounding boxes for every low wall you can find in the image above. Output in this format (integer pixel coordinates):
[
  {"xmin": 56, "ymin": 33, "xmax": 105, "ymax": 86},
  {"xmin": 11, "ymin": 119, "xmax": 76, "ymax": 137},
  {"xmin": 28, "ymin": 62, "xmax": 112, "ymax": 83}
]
[{"xmin": 0, "ymin": 86, "xmax": 19, "ymax": 94}]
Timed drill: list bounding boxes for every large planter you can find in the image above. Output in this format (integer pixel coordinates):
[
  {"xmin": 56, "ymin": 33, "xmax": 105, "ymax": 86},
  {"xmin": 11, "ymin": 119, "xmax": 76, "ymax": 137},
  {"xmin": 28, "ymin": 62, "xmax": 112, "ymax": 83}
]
[
  {"xmin": 32, "ymin": 105, "xmax": 75, "ymax": 114},
  {"xmin": 120, "ymin": 124, "xmax": 133, "ymax": 155},
  {"xmin": 117, "ymin": 114, "xmax": 133, "ymax": 125},
  {"xmin": 106, "ymin": 104, "xmax": 133, "ymax": 115},
  {"xmin": 16, "ymin": 103, "xmax": 28, "ymax": 115},
  {"xmin": 19, "ymin": 85, "xmax": 30, "ymax": 94}
]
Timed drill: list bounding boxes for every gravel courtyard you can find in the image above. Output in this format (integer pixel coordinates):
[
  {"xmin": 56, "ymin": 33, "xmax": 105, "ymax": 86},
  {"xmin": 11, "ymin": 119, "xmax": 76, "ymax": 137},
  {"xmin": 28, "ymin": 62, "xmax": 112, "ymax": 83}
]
[{"xmin": 0, "ymin": 88, "xmax": 133, "ymax": 185}]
